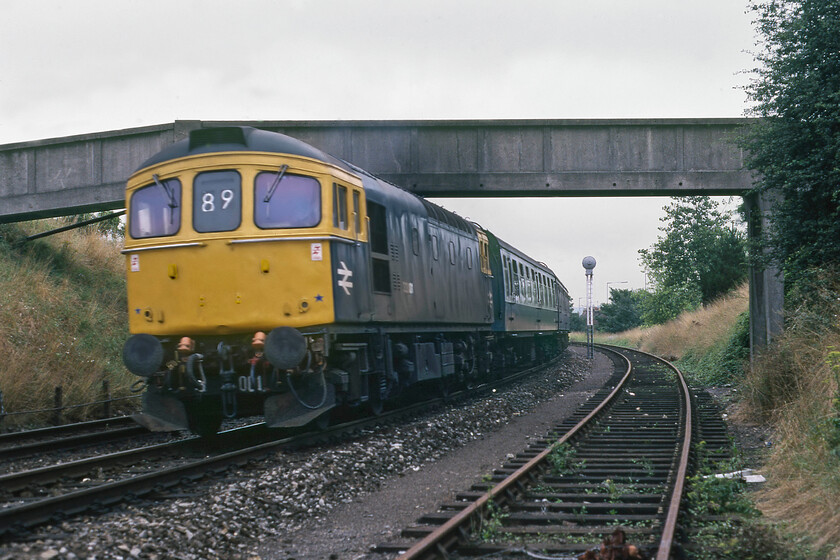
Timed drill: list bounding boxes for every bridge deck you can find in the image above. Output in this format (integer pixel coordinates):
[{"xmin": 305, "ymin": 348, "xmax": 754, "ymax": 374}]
[{"xmin": 0, "ymin": 119, "xmax": 755, "ymax": 223}]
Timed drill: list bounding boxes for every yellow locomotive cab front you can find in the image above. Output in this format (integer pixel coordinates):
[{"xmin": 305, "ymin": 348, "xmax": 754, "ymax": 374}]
[
  {"xmin": 123, "ymin": 151, "xmax": 365, "ymax": 338},
  {"xmin": 122, "ymin": 136, "xmax": 368, "ymax": 433}
]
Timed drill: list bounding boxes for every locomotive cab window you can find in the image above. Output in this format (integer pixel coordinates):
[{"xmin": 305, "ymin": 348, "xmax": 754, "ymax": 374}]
[
  {"xmin": 193, "ymin": 170, "xmax": 241, "ymax": 233},
  {"xmin": 353, "ymin": 190, "xmax": 362, "ymax": 234},
  {"xmin": 333, "ymin": 183, "xmax": 348, "ymax": 230},
  {"xmin": 129, "ymin": 177, "xmax": 182, "ymax": 239},
  {"xmin": 254, "ymin": 172, "xmax": 321, "ymax": 229}
]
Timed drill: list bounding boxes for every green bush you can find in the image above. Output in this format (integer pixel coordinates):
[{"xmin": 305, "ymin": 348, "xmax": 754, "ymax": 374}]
[{"xmin": 677, "ymin": 311, "xmax": 750, "ymax": 385}]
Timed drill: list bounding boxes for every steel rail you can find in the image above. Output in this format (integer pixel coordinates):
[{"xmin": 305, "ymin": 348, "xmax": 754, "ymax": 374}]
[
  {"xmin": 396, "ymin": 346, "xmax": 633, "ymax": 560},
  {"xmin": 0, "ymin": 416, "xmax": 135, "ymax": 446},
  {"xmin": 0, "ymin": 425, "xmax": 148, "ymax": 462},
  {"xmin": 650, "ymin": 352, "xmax": 693, "ymax": 560},
  {"xmin": 0, "ymin": 356, "xmax": 560, "ymax": 536}
]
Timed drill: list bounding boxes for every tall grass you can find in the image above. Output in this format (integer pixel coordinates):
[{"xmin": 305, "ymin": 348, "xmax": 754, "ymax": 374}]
[
  {"xmin": 743, "ymin": 269, "xmax": 840, "ymax": 551},
  {"xmin": 574, "ymin": 284, "xmax": 750, "ymax": 385},
  {"xmin": 0, "ymin": 220, "xmax": 135, "ymax": 428}
]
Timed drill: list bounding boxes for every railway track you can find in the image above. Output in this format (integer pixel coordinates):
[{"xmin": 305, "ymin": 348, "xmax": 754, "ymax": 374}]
[
  {"xmin": 0, "ymin": 357, "xmax": 560, "ymax": 539},
  {"xmin": 0, "ymin": 416, "xmax": 149, "ymax": 463},
  {"xmin": 376, "ymin": 345, "xmax": 728, "ymax": 559}
]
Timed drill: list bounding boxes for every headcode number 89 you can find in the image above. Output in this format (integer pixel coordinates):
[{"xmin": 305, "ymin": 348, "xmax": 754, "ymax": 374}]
[{"xmin": 201, "ymin": 189, "xmax": 235, "ymax": 212}]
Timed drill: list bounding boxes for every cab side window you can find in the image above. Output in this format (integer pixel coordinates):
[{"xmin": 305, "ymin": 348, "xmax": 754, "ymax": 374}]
[
  {"xmin": 353, "ymin": 190, "xmax": 362, "ymax": 234},
  {"xmin": 333, "ymin": 183, "xmax": 348, "ymax": 230}
]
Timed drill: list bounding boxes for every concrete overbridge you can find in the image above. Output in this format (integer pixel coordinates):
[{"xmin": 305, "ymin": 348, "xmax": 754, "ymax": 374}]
[{"xmin": 0, "ymin": 118, "xmax": 780, "ymax": 353}]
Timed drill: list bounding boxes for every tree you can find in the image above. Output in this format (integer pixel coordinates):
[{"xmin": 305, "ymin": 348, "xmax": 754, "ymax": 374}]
[
  {"xmin": 742, "ymin": 0, "xmax": 840, "ymax": 284},
  {"xmin": 597, "ymin": 288, "xmax": 644, "ymax": 333},
  {"xmin": 639, "ymin": 196, "xmax": 747, "ymax": 323},
  {"xmin": 569, "ymin": 300, "xmax": 587, "ymax": 331}
]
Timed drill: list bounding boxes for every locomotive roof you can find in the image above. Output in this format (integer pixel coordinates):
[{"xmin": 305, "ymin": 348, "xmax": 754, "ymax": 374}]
[{"xmin": 136, "ymin": 126, "xmax": 354, "ymax": 173}]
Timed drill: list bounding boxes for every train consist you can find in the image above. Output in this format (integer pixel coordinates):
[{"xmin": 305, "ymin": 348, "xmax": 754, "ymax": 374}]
[{"xmin": 121, "ymin": 127, "xmax": 570, "ymax": 435}]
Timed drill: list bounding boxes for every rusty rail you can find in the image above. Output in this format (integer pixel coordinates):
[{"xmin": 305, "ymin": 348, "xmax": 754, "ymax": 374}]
[{"xmin": 393, "ymin": 344, "xmax": 694, "ymax": 559}]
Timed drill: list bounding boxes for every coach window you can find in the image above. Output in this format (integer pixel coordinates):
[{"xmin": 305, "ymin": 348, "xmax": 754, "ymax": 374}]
[
  {"xmin": 448, "ymin": 241, "xmax": 456, "ymax": 265},
  {"xmin": 508, "ymin": 258, "xmax": 515, "ymax": 299},
  {"xmin": 333, "ymin": 183, "xmax": 348, "ymax": 230},
  {"xmin": 540, "ymin": 274, "xmax": 546, "ymax": 306},
  {"xmin": 193, "ymin": 170, "xmax": 241, "ymax": 233},
  {"xmin": 513, "ymin": 261, "xmax": 521, "ymax": 301},
  {"xmin": 476, "ymin": 231, "xmax": 491, "ymax": 275},
  {"xmin": 431, "ymin": 235, "xmax": 440, "ymax": 260},
  {"xmin": 533, "ymin": 272, "xmax": 538, "ymax": 305},
  {"xmin": 466, "ymin": 246, "xmax": 473, "ymax": 269},
  {"xmin": 545, "ymin": 276, "xmax": 550, "ymax": 307},
  {"xmin": 255, "ymin": 172, "xmax": 320, "ymax": 228},
  {"xmin": 545, "ymin": 277, "xmax": 550, "ymax": 308},
  {"xmin": 528, "ymin": 268, "xmax": 535, "ymax": 304},
  {"xmin": 129, "ymin": 177, "xmax": 181, "ymax": 239},
  {"xmin": 503, "ymin": 256, "xmax": 511, "ymax": 299}
]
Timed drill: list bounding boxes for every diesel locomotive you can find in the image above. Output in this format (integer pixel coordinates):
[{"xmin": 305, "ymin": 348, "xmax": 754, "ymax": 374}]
[{"xmin": 121, "ymin": 126, "xmax": 570, "ymax": 435}]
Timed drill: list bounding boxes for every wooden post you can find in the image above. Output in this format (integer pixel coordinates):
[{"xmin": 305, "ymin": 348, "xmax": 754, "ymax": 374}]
[
  {"xmin": 102, "ymin": 380, "xmax": 111, "ymax": 419},
  {"xmin": 52, "ymin": 386, "xmax": 63, "ymax": 425}
]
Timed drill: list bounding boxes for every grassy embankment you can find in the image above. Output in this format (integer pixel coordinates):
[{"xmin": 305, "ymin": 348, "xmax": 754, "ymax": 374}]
[
  {"xmin": 0, "ymin": 220, "xmax": 135, "ymax": 428},
  {"xmin": 573, "ymin": 279, "xmax": 840, "ymax": 557}
]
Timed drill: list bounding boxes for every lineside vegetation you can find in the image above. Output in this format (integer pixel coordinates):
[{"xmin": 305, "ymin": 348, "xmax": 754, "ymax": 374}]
[{"xmin": 0, "ymin": 220, "xmax": 135, "ymax": 428}]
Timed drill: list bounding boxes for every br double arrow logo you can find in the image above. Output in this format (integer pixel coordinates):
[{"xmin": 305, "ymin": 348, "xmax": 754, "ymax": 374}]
[{"xmin": 336, "ymin": 261, "xmax": 354, "ymax": 295}]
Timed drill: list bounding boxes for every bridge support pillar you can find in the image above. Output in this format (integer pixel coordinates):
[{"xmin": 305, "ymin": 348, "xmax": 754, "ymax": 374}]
[{"xmin": 744, "ymin": 192, "xmax": 784, "ymax": 360}]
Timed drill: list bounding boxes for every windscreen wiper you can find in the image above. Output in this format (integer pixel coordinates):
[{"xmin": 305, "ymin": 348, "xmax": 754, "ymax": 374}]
[
  {"xmin": 263, "ymin": 164, "xmax": 289, "ymax": 203},
  {"xmin": 153, "ymin": 174, "xmax": 178, "ymax": 209}
]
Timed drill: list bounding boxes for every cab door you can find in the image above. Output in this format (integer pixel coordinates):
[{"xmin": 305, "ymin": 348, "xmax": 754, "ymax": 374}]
[{"xmin": 331, "ymin": 184, "xmax": 372, "ymax": 322}]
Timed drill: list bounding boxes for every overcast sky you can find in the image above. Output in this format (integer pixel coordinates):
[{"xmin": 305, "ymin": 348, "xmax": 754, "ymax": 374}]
[{"xmin": 0, "ymin": 0, "xmax": 757, "ymax": 306}]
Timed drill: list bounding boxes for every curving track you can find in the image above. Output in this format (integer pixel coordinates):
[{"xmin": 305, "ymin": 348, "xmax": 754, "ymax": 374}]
[{"xmin": 377, "ymin": 345, "xmax": 710, "ymax": 559}]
